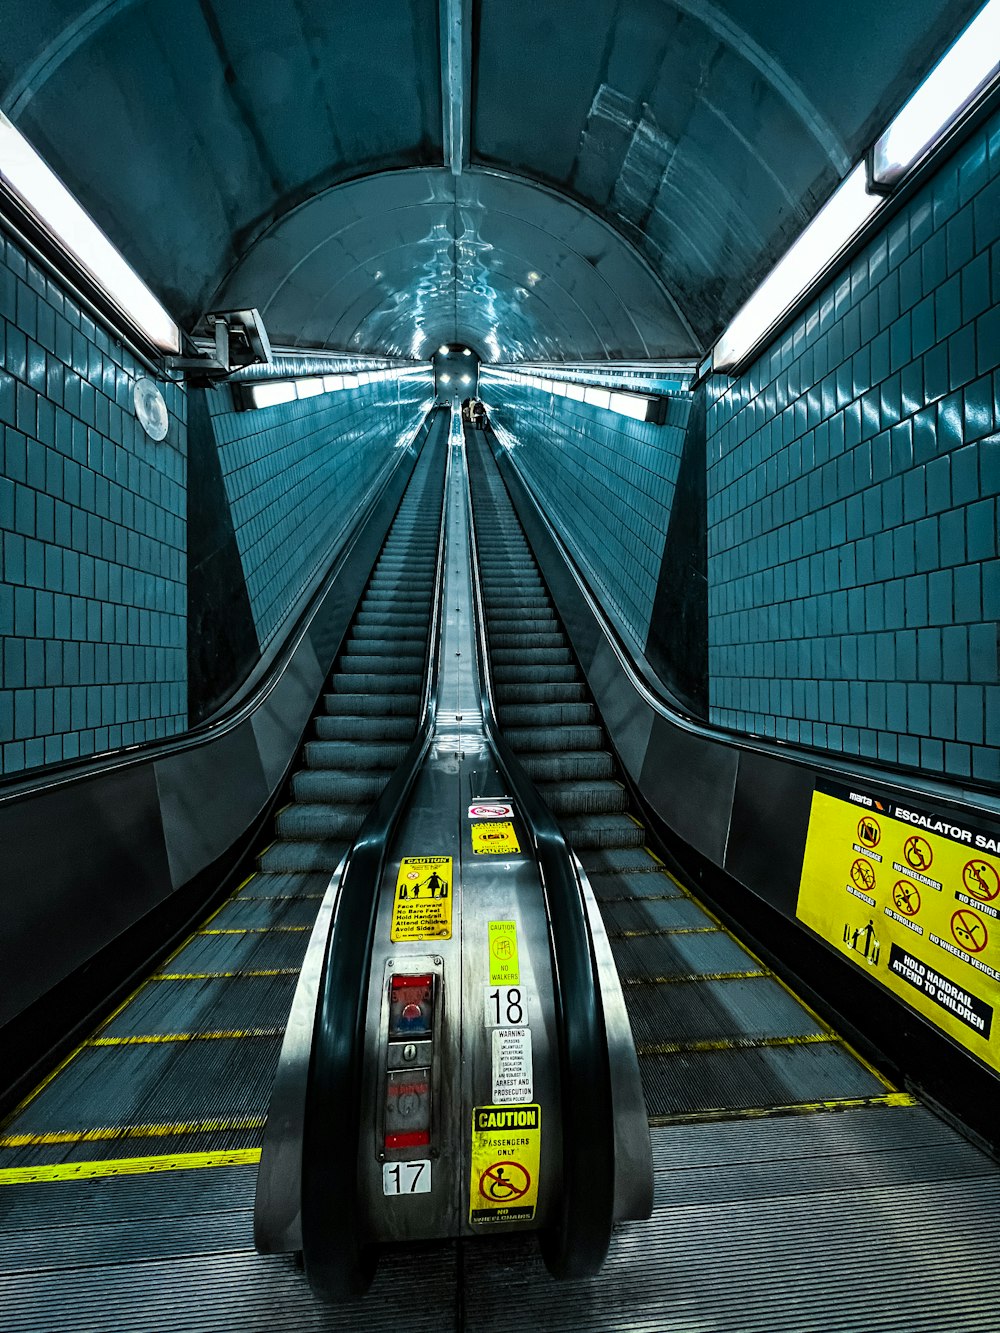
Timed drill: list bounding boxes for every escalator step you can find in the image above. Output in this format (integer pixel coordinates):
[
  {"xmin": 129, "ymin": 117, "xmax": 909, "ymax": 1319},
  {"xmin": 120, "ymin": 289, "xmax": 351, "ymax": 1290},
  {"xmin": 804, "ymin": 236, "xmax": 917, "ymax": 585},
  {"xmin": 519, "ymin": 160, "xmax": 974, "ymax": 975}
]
[
  {"xmin": 495, "ymin": 682, "xmax": 586, "ymax": 704},
  {"xmin": 518, "ymin": 750, "xmax": 614, "ymax": 781},
  {"xmin": 314, "ymin": 715, "xmax": 415, "ymax": 741},
  {"xmin": 504, "ymin": 723, "xmax": 604, "ymax": 752},
  {"xmin": 291, "ymin": 770, "xmax": 389, "ymax": 803},
  {"xmin": 258, "ymin": 839, "xmax": 348, "ymax": 874},
  {"xmin": 276, "ymin": 803, "xmax": 368, "ymax": 839},
  {"xmin": 558, "ymin": 812, "xmax": 644, "ymax": 849},
  {"xmin": 323, "ymin": 692, "xmax": 419, "ymax": 717},
  {"xmin": 328, "ymin": 672, "xmax": 422, "ymax": 695},
  {"xmin": 499, "ymin": 702, "xmax": 594, "ymax": 726},
  {"xmin": 536, "ymin": 779, "xmax": 627, "ymax": 816},
  {"xmin": 304, "ymin": 739, "xmax": 408, "ymax": 769}
]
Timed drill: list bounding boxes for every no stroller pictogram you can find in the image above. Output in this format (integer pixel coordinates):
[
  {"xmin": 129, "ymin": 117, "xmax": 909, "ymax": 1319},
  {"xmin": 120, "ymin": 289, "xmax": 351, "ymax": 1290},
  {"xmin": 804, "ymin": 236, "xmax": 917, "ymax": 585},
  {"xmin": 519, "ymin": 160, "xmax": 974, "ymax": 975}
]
[{"xmin": 892, "ymin": 880, "xmax": 921, "ymax": 916}]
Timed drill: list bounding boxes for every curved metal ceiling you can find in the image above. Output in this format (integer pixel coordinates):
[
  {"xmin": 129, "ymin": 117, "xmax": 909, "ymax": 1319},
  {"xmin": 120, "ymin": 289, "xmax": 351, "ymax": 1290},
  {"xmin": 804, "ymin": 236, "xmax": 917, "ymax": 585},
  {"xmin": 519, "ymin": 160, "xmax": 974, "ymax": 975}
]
[{"xmin": 0, "ymin": 0, "xmax": 982, "ymax": 361}]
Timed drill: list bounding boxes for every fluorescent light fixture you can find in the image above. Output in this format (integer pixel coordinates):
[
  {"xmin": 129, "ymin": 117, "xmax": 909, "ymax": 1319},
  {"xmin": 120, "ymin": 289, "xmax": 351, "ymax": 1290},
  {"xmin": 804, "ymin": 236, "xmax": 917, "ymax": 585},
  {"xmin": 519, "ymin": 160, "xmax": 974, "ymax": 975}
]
[
  {"xmin": 251, "ymin": 381, "xmax": 297, "ymax": 409},
  {"xmin": 584, "ymin": 386, "xmax": 612, "ymax": 410},
  {"xmin": 440, "ymin": 373, "xmax": 451, "ymax": 383},
  {"xmin": 714, "ymin": 163, "xmax": 881, "ymax": 370},
  {"xmin": 461, "ymin": 374, "xmax": 471, "ymax": 385},
  {"xmin": 341, "ymin": 373, "xmax": 359, "ymax": 390},
  {"xmin": 296, "ymin": 377, "xmax": 324, "ymax": 399},
  {"xmin": 609, "ymin": 390, "xmax": 651, "ymax": 421},
  {"xmin": 0, "ymin": 111, "xmax": 180, "ymax": 353},
  {"xmin": 566, "ymin": 382, "xmax": 586, "ymax": 401},
  {"xmin": 323, "ymin": 374, "xmax": 344, "ymax": 392},
  {"xmin": 872, "ymin": 0, "xmax": 1000, "ymax": 186}
]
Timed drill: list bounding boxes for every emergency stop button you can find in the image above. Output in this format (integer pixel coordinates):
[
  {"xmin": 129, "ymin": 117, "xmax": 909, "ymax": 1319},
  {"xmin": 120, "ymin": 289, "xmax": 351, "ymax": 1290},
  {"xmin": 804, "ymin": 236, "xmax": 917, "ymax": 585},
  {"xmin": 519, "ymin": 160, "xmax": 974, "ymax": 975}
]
[{"xmin": 388, "ymin": 973, "xmax": 434, "ymax": 1039}]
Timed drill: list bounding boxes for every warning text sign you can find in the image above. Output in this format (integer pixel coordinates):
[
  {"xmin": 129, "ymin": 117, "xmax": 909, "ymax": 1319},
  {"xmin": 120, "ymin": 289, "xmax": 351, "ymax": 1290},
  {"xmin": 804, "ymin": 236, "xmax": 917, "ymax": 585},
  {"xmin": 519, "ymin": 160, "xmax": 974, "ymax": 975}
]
[
  {"xmin": 471, "ymin": 821, "xmax": 521, "ymax": 855},
  {"xmin": 390, "ymin": 856, "xmax": 452, "ymax": 942},
  {"xmin": 469, "ymin": 1104, "xmax": 541, "ymax": 1225},
  {"xmin": 796, "ymin": 781, "xmax": 1000, "ymax": 1073}
]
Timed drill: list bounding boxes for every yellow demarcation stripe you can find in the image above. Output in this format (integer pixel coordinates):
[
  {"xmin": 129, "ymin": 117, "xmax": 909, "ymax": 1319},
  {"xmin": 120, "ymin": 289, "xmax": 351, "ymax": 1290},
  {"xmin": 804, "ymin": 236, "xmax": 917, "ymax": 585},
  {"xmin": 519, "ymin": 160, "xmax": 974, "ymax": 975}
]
[
  {"xmin": 88, "ymin": 1027, "xmax": 284, "ymax": 1046},
  {"xmin": 615, "ymin": 925, "xmax": 720, "ymax": 938},
  {"xmin": 636, "ymin": 1031, "xmax": 839, "ymax": 1058},
  {"xmin": 627, "ymin": 969, "xmax": 769, "ymax": 985},
  {"xmin": 649, "ymin": 1090, "xmax": 920, "ymax": 1128},
  {"xmin": 0, "ymin": 1147, "xmax": 262, "ymax": 1185},
  {"xmin": 196, "ymin": 926, "xmax": 310, "ymax": 935},
  {"xmin": 151, "ymin": 968, "xmax": 301, "ymax": 981},
  {"xmin": 0, "ymin": 1114, "xmax": 267, "ymax": 1148}
]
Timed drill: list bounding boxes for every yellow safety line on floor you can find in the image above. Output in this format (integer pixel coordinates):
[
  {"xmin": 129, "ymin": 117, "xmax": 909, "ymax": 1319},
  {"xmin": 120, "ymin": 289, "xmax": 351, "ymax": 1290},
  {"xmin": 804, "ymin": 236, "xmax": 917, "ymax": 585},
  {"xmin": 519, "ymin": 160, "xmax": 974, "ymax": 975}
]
[
  {"xmin": 151, "ymin": 968, "xmax": 301, "ymax": 980},
  {"xmin": 196, "ymin": 926, "xmax": 310, "ymax": 935},
  {"xmin": 0, "ymin": 1147, "xmax": 263, "ymax": 1185},
  {"xmin": 636, "ymin": 1032, "xmax": 839, "ymax": 1058},
  {"xmin": 626, "ymin": 969, "xmax": 769, "ymax": 985},
  {"xmin": 234, "ymin": 894, "xmax": 323, "ymax": 902},
  {"xmin": 649, "ymin": 1090, "xmax": 920, "ymax": 1128},
  {"xmin": 0, "ymin": 1114, "xmax": 267, "ymax": 1148},
  {"xmin": 88, "ymin": 1028, "xmax": 283, "ymax": 1046},
  {"xmin": 614, "ymin": 925, "xmax": 719, "ymax": 938}
]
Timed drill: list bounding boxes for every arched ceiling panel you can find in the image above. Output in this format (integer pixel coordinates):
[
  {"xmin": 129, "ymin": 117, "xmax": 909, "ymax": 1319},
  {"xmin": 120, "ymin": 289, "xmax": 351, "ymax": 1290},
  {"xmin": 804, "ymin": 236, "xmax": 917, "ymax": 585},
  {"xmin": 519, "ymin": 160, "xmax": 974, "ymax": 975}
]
[
  {"xmin": 213, "ymin": 169, "xmax": 693, "ymax": 360},
  {"xmin": 0, "ymin": 0, "xmax": 984, "ymax": 359}
]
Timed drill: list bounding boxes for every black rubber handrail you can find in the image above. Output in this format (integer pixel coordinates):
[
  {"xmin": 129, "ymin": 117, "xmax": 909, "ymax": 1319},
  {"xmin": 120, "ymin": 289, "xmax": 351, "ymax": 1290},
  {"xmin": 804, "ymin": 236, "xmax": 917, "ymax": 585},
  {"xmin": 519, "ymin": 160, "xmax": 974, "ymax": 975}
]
[
  {"xmin": 464, "ymin": 428, "xmax": 616, "ymax": 1278},
  {"xmin": 300, "ymin": 410, "xmax": 451, "ymax": 1301}
]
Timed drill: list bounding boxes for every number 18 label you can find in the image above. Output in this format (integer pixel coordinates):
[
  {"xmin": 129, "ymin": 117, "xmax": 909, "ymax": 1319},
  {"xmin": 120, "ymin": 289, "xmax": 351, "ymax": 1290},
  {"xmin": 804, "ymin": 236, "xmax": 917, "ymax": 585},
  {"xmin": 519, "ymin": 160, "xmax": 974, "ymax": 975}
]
[
  {"xmin": 382, "ymin": 1160, "xmax": 431, "ymax": 1196},
  {"xmin": 485, "ymin": 985, "xmax": 528, "ymax": 1028}
]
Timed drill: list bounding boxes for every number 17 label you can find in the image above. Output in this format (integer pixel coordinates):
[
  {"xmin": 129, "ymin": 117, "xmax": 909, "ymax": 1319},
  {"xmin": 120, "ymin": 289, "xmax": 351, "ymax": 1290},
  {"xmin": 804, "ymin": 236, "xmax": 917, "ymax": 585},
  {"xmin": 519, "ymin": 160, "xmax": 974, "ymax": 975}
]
[
  {"xmin": 382, "ymin": 1160, "xmax": 431, "ymax": 1196},
  {"xmin": 485, "ymin": 985, "xmax": 529, "ymax": 1028}
]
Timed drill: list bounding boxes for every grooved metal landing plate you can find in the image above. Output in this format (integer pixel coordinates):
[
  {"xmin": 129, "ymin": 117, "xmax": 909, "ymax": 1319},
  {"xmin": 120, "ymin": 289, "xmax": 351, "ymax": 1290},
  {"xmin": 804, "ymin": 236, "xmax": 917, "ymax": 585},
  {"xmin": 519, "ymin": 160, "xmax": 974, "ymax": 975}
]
[{"xmin": 3, "ymin": 1099, "xmax": 999, "ymax": 1331}]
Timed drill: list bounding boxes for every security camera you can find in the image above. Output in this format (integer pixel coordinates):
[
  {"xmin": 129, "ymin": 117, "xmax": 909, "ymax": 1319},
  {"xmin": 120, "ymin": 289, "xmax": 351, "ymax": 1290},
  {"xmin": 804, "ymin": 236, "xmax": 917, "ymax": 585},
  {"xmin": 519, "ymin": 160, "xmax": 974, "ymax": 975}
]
[{"xmin": 206, "ymin": 309, "xmax": 273, "ymax": 371}]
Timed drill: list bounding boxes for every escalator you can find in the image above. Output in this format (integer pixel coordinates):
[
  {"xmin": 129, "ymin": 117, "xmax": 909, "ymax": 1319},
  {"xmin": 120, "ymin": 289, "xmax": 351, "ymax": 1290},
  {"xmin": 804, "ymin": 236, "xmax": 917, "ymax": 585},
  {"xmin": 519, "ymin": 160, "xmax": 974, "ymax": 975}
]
[{"xmin": 2, "ymin": 410, "xmax": 999, "ymax": 1333}]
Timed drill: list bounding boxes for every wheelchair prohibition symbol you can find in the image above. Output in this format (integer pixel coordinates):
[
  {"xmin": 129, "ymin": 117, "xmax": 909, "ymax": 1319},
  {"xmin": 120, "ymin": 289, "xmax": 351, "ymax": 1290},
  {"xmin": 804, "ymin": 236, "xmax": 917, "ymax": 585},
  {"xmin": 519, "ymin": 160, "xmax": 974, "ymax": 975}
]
[{"xmin": 479, "ymin": 1160, "xmax": 531, "ymax": 1204}]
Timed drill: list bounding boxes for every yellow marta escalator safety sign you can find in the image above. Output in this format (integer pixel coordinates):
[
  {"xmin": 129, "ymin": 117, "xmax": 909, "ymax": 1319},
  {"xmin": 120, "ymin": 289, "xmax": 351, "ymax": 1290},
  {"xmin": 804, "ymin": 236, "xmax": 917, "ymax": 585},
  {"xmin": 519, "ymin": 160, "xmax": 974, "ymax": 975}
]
[
  {"xmin": 797, "ymin": 780, "xmax": 1000, "ymax": 1074},
  {"xmin": 469, "ymin": 1105, "xmax": 541, "ymax": 1225},
  {"xmin": 391, "ymin": 856, "xmax": 452, "ymax": 941},
  {"xmin": 471, "ymin": 820, "xmax": 520, "ymax": 855}
]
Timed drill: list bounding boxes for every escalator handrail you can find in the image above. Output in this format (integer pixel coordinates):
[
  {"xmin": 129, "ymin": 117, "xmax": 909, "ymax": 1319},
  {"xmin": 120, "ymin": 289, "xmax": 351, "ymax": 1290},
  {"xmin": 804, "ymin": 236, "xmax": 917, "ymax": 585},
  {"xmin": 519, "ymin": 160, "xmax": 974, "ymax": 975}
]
[
  {"xmin": 300, "ymin": 411, "xmax": 451, "ymax": 1301},
  {"xmin": 464, "ymin": 430, "xmax": 616, "ymax": 1278}
]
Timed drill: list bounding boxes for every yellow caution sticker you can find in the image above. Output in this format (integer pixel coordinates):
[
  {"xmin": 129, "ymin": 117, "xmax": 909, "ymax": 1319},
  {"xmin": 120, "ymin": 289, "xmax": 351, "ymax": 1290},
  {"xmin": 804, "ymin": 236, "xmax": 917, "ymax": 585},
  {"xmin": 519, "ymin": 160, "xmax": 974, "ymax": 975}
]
[
  {"xmin": 797, "ymin": 780, "xmax": 1000, "ymax": 1074},
  {"xmin": 471, "ymin": 821, "xmax": 521, "ymax": 856},
  {"xmin": 488, "ymin": 920, "xmax": 520, "ymax": 985},
  {"xmin": 391, "ymin": 857, "xmax": 453, "ymax": 942},
  {"xmin": 469, "ymin": 1104, "xmax": 541, "ymax": 1225}
]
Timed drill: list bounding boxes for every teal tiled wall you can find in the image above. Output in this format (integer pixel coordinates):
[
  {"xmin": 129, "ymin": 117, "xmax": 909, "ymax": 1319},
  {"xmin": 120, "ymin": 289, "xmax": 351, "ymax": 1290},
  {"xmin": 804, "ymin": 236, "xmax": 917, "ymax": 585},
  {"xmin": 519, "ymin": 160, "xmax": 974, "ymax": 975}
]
[
  {"xmin": 486, "ymin": 386, "xmax": 692, "ymax": 654},
  {"xmin": 706, "ymin": 112, "xmax": 1000, "ymax": 782},
  {"xmin": 209, "ymin": 376, "xmax": 432, "ymax": 650},
  {"xmin": 0, "ymin": 229, "xmax": 187, "ymax": 775}
]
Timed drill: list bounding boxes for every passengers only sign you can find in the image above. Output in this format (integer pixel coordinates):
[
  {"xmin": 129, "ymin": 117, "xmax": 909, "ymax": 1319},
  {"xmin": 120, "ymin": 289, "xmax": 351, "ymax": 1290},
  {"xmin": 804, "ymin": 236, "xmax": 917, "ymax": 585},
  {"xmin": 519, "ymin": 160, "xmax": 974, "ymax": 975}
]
[{"xmin": 796, "ymin": 779, "xmax": 1000, "ymax": 1074}]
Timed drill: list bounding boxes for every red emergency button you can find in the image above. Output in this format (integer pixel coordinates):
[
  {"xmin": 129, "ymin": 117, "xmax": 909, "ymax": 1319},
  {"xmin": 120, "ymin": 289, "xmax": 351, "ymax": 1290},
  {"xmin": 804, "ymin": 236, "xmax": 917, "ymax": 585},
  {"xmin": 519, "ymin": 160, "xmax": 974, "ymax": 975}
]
[{"xmin": 388, "ymin": 974, "xmax": 434, "ymax": 1039}]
